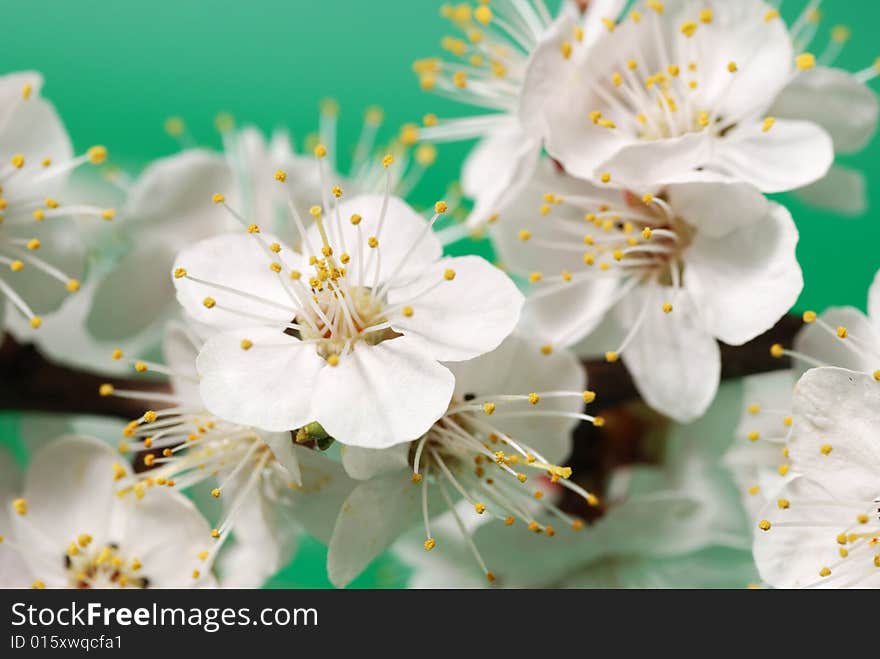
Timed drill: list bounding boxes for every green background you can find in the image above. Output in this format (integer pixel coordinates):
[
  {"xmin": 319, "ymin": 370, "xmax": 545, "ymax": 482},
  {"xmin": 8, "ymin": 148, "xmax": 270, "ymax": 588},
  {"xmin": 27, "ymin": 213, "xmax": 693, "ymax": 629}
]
[{"xmin": 1, "ymin": 0, "xmax": 878, "ymax": 587}]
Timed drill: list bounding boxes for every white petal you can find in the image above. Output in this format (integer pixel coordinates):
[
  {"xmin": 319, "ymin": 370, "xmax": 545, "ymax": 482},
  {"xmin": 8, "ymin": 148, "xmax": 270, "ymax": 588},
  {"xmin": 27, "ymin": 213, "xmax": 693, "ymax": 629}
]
[
  {"xmin": 461, "ymin": 129, "xmax": 541, "ymax": 230},
  {"xmin": 448, "ymin": 333, "xmax": 586, "ymax": 465},
  {"xmin": 794, "ymin": 307, "xmax": 878, "ymax": 374},
  {"xmin": 161, "ymin": 320, "xmax": 202, "ymax": 405},
  {"xmin": 286, "ymin": 446, "xmax": 357, "ymax": 544},
  {"xmin": 771, "ymin": 66, "xmax": 878, "ymax": 155},
  {"xmin": 264, "ymin": 432, "xmax": 302, "ymax": 486},
  {"xmin": 666, "ymin": 174, "xmax": 769, "ymax": 238},
  {"xmin": 341, "ymin": 444, "xmax": 410, "ymax": 480},
  {"xmin": 869, "ymin": 268, "xmax": 880, "ymax": 325},
  {"xmin": 118, "ymin": 489, "xmax": 213, "ymax": 587},
  {"xmin": 599, "ymin": 132, "xmax": 713, "ymax": 187},
  {"xmin": 198, "ymin": 327, "xmax": 325, "ymax": 432},
  {"xmin": 387, "ymin": 255, "xmax": 523, "ymax": 362},
  {"xmin": 309, "ymin": 194, "xmax": 442, "ymax": 288},
  {"xmin": 17, "ymin": 437, "xmax": 123, "ymax": 554},
  {"xmin": 124, "ymin": 150, "xmax": 237, "ymax": 237},
  {"xmin": 86, "ymin": 242, "xmax": 177, "ymax": 342},
  {"xmin": 713, "ymin": 119, "xmax": 834, "ymax": 193},
  {"xmin": 753, "ymin": 476, "xmax": 880, "ymax": 588},
  {"xmin": 793, "ymin": 165, "xmax": 867, "ymax": 216},
  {"xmin": 327, "ymin": 471, "xmax": 421, "ymax": 587},
  {"xmin": 789, "ymin": 367, "xmax": 880, "ymax": 500},
  {"xmin": 684, "ymin": 202, "xmax": 802, "ymax": 346},
  {"xmin": 617, "ymin": 287, "xmax": 721, "ymax": 423},
  {"xmin": 173, "ymin": 232, "xmax": 300, "ymax": 329},
  {"xmin": 313, "ymin": 336, "xmax": 454, "ymax": 448}
]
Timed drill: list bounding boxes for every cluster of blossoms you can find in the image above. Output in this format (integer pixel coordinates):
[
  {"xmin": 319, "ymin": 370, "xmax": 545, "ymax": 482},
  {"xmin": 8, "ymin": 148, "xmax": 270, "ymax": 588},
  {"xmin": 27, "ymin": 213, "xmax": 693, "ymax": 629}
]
[{"xmin": 2, "ymin": 0, "xmax": 879, "ymax": 589}]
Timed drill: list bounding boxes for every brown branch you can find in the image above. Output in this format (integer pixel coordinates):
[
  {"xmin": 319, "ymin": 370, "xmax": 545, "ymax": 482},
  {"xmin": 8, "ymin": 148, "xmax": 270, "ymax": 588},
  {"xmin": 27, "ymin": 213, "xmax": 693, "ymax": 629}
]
[{"xmin": 0, "ymin": 315, "xmax": 802, "ymax": 420}]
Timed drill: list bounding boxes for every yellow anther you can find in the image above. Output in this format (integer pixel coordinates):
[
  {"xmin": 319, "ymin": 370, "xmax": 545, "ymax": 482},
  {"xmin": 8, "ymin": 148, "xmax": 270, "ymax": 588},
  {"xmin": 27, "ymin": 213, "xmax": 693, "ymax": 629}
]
[
  {"xmin": 770, "ymin": 344, "xmax": 784, "ymax": 358},
  {"xmin": 192, "ymin": 570, "xmax": 201, "ymax": 580},
  {"xmin": 762, "ymin": 117, "xmax": 776, "ymax": 133},
  {"xmin": 474, "ymin": 502, "xmax": 486, "ymax": 514},
  {"xmin": 748, "ymin": 485, "xmax": 760, "ymax": 496},
  {"xmin": 402, "ymin": 306, "xmax": 414, "ymax": 317},
  {"xmin": 314, "ymin": 144, "xmax": 328, "ymax": 158},
  {"xmin": 349, "ymin": 213, "xmax": 364, "ymax": 226},
  {"xmin": 9, "ymin": 260, "xmax": 23, "ymax": 272},
  {"xmin": 747, "ymin": 403, "xmax": 760, "ymax": 415},
  {"xmin": 820, "ymin": 444, "xmax": 833, "ymax": 455},
  {"xmin": 247, "ymin": 223, "xmax": 260, "ymax": 234},
  {"xmin": 326, "ymin": 354, "xmax": 341, "ymax": 367},
  {"xmin": 173, "ymin": 268, "xmax": 188, "ymax": 280},
  {"xmin": 662, "ymin": 302, "xmax": 673, "ymax": 314},
  {"xmin": 416, "ymin": 144, "xmax": 437, "ymax": 166},
  {"xmin": 582, "ymin": 390, "xmax": 596, "ymax": 404},
  {"xmin": 561, "ymin": 270, "xmax": 572, "ymax": 282},
  {"xmin": 505, "ymin": 516, "xmax": 515, "ymax": 526},
  {"xmin": 529, "ymin": 271, "xmax": 543, "ymax": 283},
  {"xmin": 802, "ymin": 310, "xmax": 817, "ymax": 323},
  {"xmin": 778, "ymin": 464, "xmax": 790, "ymax": 476},
  {"xmin": 837, "ymin": 326, "xmax": 848, "ymax": 339},
  {"xmin": 783, "ymin": 416, "xmax": 793, "ymax": 427},
  {"xmin": 592, "ymin": 416, "xmax": 605, "ymax": 427},
  {"xmin": 212, "ymin": 193, "xmax": 225, "ymax": 204},
  {"xmin": 560, "ymin": 41, "xmax": 573, "ymax": 59},
  {"xmin": 758, "ymin": 520, "xmax": 771, "ymax": 531},
  {"xmin": 796, "ymin": 53, "xmax": 817, "ymax": 70},
  {"xmin": 598, "ymin": 119, "xmax": 616, "ymax": 129},
  {"xmin": 699, "ymin": 8, "xmax": 713, "ymax": 23},
  {"xmin": 434, "ymin": 200, "xmax": 448, "ymax": 214},
  {"xmin": 764, "ymin": 9, "xmax": 780, "ymax": 22},
  {"xmin": 32, "ymin": 581, "xmax": 45, "ymax": 590},
  {"xmin": 601, "ymin": 17, "xmax": 616, "ymax": 32},
  {"xmin": 143, "ymin": 454, "xmax": 156, "ymax": 467},
  {"xmin": 474, "ymin": 4, "xmax": 492, "ymax": 25},
  {"xmin": 211, "ymin": 488, "xmax": 221, "ymax": 498},
  {"xmin": 874, "ymin": 370, "xmax": 880, "ymax": 382},
  {"xmin": 486, "ymin": 571, "xmax": 496, "ymax": 583},
  {"xmin": 586, "ymin": 493, "xmax": 600, "ymax": 507},
  {"xmin": 516, "ymin": 473, "xmax": 527, "ymax": 483},
  {"xmin": 819, "ymin": 567, "xmax": 831, "ymax": 577},
  {"xmin": 29, "ymin": 317, "xmax": 42, "ymax": 329},
  {"xmin": 748, "ymin": 431, "xmax": 760, "ymax": 442},
  {"xmin": 727, "ymin": 61, "xmax": 738, "ymax": 73},
  {"xmin": 10, "ymin": 153, "xmax": 24, "ymax": 168},
  {"xmin": 832, "ymin": 25, "xmax": 851, "ymax": 44},
  {"xmin": 528, "ymin": 393, "xmax": 540, "ymax": 405},
  {"xmin": 33, "ymin": 209, "xmax": 45, "ymax": 221},
  {"xmin": 411, "ymin": 473, "xmax": 423, "ymax": 484},
  {"xmin": 444, "ymin": 268, "xmax": 456, "ymax": 281},
  {"xmin": 600, "ymin": 173, "xmax": 611, "ymax": 183},
  {"xmin": 395, "ymin": 123, "xmax": 419, "ymax": 148},
  {"xmin": 135, "ymin": 361, "xmax": 148, "ymax": 373},
  {"xmin": 857, "ymin": 514, "xmax": 869, "ymax": 524},
  {"xmin": 423, "ymin": 538, "xmax": 436, "ymax": 551},
  {"xmin": 274, "ymin": 169, "xmax": 287, "ymax": 182},
  {"xmin": 339, "ymin": 253, "xmax": 350, "ymax": 264},
  {"xmin": 528, "ymin": 521, "xmax": 541, "ymax": 533},
  {"xmin": 680, "ymin": 21, "xmax": 697, "ymax": 37},
  {"xmin": 202, "ymin": 297, "xmax": 216, "ymax": 309},
  {"xmin": 13, "ymin": 498, "xmax": 28, "ymax": 515},
  {"xmin": 22, "ymin": 82, "xmax": 33, "ymax": 99},
  {"xmin": 240, "ymin": 339, "xmax": 253, "ymax": 350},
  {"xmin": 211, "ymin": 529, "xmax": 220, "ymax": 539},
  {"xmin": 363, "ymin": 236, "xmax": 377, "ymax": 249},
  {"xmin": 66, "ymin": 279, "xmax": 81, "ymax": 293},
  {"xmin": 164, "ymin": 117, "xmax": 185, "ymax": 136},
  {"xmin": 777, "ymin": 498, "xmax": 790, "ymax": 509},
  {"xmin": 540, "ymin": 345, "xmax": 553, "ymax": 355},
  {"xmin": 483, "ymin": 402, "xmax": 496, "ymax": 415},
  {"xmin": 99, "ymin": 383, "xmax": 115, "ymax": 397},
  {"xmin": 605, "ymin": 351, "xmax": 619, "ymax": 363},
  {"xmin": 518, "ymin": 229, "xmax": 532, "ymax": 241},
  {"xmin": 143, "ymin": 410, "xmax": 157, "ymax": 423},
  {"xmin": 545, "ymin": 525, "xmax": 555, "ymax": 537},
  {"xmin": 87, "ymin": 145, "xmax": 108, "ymax": 164}
]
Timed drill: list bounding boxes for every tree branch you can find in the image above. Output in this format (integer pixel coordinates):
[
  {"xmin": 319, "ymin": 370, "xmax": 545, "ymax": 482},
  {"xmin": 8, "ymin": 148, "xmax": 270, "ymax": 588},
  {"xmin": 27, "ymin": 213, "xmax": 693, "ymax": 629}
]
[{"xmin": 0, "ymin": 315, "xmax": 802, "ymax": 420}]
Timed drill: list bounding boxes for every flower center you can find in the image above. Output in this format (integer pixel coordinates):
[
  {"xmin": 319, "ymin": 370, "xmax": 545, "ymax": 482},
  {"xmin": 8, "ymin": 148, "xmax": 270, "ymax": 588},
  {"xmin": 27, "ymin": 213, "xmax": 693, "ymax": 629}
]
[{"xmin": 63, "ymin": 536, "xmax": 148, "ymax": 589}]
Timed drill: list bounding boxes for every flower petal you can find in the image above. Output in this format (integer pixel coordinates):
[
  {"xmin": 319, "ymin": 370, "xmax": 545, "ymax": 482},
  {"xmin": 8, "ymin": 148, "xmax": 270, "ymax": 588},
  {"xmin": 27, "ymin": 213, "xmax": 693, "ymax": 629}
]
[
  {"xmin": 684, "ymin": 202, "xmax": 802, "ymax": 346},
  {"xmin": 173, "ymin": 233, "xmax": 300, "ymax": 330},
  {"xmin": 327, "ymin": 471, "xmax": 421, "ymax": 587},
  {"xmin": 713, "ymin": 118, "xmax": 834, "ymax": 193},
  {"xmin": 198, "ymin": 327, "xmax": 325, "ymax": 432},
  {"xmin": 264, "ymin": 432, "xmax": 302, "ymax": 487},
  {"xmin": 313, "ymin": 336, "xmax": 454, "ymax": 448},
  {"xmin": 793, "ymin": 164, "xmax": 867, "ymax": 216},
  {"xmin": 306, "ymin": 194, "xmax": 442, "ymax": 288},
  {"xmin": 617, "ymin": 287, "xmax": 721, "ymax": 423},
  {"xmin": 794, "ymin": 307, "xmax": 878, "ymax": 375},
  {"xmin": 448, "ymin": 333, "xmax": 586, "ymax": 465},
  {"xmin": 788, "ymin": 367, "xmax": 880, "ymax": 500},
  {"xmin": 342, "ymin": 444, "xmax": 411, "ymax": 480},
  {"xmin": 869, "ymin": 268, "xmax": 880, "ymax": 325},
  {"xmin": 599, "ymin": 132, "xmax": 713, "ymax": 187},
  {"xmin": 771, "ymin": 66, "xmax": 878, "ymax": 155},
  {"xmin": 387, "ymin": 255, "xmax": 523, "ymax": 362},
  {"xmin": 753, "ymin": 476, "xmax": 880, "ymax": 588},
  {"xmin": 161, "ymin": 320, "xmax": 203, "ymax": 405},
  {"xmin": 665, "ymin": 174, "xmax": 769, "ymax": 238}
]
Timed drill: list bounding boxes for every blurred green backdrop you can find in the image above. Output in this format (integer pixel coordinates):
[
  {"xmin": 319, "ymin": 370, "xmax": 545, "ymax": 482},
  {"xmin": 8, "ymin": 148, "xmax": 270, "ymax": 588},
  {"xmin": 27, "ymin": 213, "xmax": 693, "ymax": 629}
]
[{"xmin": 1, "ymin": 0, "xmax": 878, "ymax": 587}]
